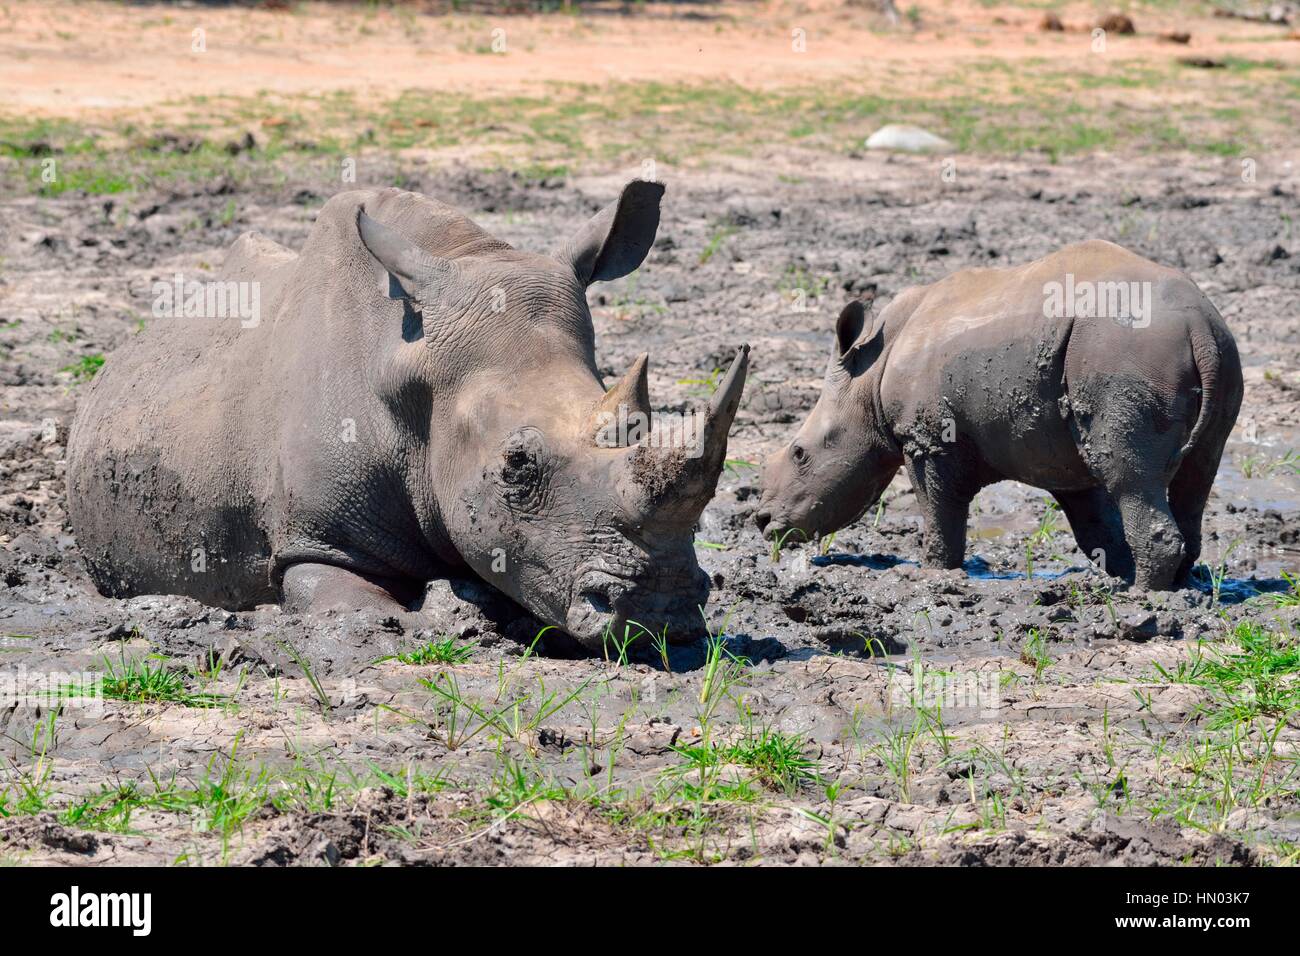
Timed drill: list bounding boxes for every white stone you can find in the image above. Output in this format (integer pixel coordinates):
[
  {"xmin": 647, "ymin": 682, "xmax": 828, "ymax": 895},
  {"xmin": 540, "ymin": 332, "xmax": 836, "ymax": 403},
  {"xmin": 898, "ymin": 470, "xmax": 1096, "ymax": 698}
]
[{"xmin": 865, "ymin": 124, "xmax": 954, "ymax": 153}]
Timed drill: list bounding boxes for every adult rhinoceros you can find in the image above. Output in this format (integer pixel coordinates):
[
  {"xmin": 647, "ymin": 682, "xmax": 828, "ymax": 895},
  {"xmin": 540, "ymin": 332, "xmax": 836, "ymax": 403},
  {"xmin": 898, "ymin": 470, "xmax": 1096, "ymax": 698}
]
[{"xmin": 67, "ymin": 182, "xmax": 748, "ymax": 649}]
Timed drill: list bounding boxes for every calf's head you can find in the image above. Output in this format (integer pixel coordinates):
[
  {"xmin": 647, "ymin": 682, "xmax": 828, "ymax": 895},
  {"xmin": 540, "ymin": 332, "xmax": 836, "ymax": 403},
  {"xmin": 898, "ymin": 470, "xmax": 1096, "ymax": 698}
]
[
  {"xmin": 358, "ymin": 182, "xmax": 747, "ymax": 649},
  {"xmin": 755, "ymin": 301, "xmax": 901, "ymax": 547}
]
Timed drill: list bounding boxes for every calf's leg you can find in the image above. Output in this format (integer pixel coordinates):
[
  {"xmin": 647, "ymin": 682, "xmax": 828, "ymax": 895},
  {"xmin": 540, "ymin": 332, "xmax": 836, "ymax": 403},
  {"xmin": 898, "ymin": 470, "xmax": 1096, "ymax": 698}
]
[
  {"xmin": 1065, "ymin": 377, "xmax": 1189, "ymax": 589},
  {"xmin": 1168, "ymin": 437, "xmax": 1226, "ymax": 587},
  {"xmin": 1052, "ymin": 486, "xmax": 1134, "ymax": 581},
  {"xmin": 905, "ymin": 456, "xmax": 976, "ymax": 569},
  {"xmin": 1168, "ymin": 467, "xmax": 1212, "ymax": 588},
  {"xmin": 1113, "ymin": 485, "xmax": 1185, "ymax": 589}
]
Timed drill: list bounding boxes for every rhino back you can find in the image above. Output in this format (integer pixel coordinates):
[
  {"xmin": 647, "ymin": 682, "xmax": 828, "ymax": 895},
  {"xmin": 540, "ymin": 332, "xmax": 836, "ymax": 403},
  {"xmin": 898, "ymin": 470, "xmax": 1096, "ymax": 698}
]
[
  {"xmin": 66, "ymin": 290, "xmax": 283, "ymax": 607},
  {"xmin": 64, "ymin": 197, "xmax": 383, "ymax": 605}
]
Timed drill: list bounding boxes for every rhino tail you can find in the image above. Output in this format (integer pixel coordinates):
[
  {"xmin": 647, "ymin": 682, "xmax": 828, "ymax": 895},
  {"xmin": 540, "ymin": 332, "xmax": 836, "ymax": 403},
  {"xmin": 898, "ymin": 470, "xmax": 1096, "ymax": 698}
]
[{"xmin": 1175, "ymin": 326, "xmax": 1222, "ymax": 470}]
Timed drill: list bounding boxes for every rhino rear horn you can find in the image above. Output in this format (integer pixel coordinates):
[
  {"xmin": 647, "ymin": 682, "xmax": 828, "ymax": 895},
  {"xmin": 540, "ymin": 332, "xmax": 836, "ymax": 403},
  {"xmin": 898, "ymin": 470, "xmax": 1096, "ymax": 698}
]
[
  {"xmin": 560, "ymin": 180, "xmax": 665, "ymax": 286},
  {"xmin": 587, "ymin": 353, "xmax": 652, "ymax": 445},
  {"xmin": 357, "ymin": 209, "xmax": 455, "ymax": 306}
]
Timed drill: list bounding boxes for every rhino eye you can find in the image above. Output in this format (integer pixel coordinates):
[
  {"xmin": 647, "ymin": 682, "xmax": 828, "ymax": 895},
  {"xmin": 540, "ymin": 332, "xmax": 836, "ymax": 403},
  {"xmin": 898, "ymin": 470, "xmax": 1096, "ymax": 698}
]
[
  {"xmin": 502, "ymin": 447, "xmax": 538, "ymax": 486},
  {"xmin": 791, "ymin": 444, "xmax": 808, "ymax": 465},
  {"xmin": 499, "ymin": 427, "xmax": 547, "ymax": 508}
]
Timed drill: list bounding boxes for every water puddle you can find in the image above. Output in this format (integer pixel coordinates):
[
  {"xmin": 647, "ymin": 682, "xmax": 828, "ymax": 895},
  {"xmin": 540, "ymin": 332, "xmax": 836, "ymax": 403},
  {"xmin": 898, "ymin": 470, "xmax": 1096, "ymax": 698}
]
[
  {"xmin": 963, "ymin": 555, "xmax": 1082, "ymax": 581},
  {"xmin": 1187, "ymin": 574, "xmax": 1294, "ymax": 605}
]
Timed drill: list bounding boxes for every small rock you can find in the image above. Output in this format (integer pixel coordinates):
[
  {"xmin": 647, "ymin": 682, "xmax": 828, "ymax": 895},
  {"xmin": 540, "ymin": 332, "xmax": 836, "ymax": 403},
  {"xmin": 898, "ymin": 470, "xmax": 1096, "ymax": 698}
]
[
  {"xmin": 1040, "ymin": 12, "xmax": 1064, "ymax": 31},
  {"xmin": 1255, "ymin": 242, "xmax": 1290, "ymax": 264},
  {"xmin": 1097, "ymin": 13, "xmax": 1136, "ymax": 35},
  {"xmin": 224, "ymin": 131, "xmax": 257, "ymax": 155},
  {"xmin": 1117, "ymin": 612, "xmax": 1158, "ymax": 642},
  {"xmin": 865, "ymin": 124, "xmax": 953, "ymax": 154},
  {"xmin": 660, "ymin": 280, "xmax": 689, "ymax": 303}
]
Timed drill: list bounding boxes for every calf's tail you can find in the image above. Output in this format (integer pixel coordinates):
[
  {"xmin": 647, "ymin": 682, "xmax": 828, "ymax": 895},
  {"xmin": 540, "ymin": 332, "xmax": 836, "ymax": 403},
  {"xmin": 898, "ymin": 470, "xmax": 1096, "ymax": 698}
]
[{"xmin": 1174, "ymin": 326, "xmax": 1223, "ymax": 471}]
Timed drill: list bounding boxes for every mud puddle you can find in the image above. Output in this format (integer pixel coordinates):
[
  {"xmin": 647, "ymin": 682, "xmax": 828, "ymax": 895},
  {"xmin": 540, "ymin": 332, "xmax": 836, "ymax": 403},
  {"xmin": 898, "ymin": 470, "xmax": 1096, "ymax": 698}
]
[{"xmin": 1, "ymin": 152, "xmax": 1298, "ymax": 864}]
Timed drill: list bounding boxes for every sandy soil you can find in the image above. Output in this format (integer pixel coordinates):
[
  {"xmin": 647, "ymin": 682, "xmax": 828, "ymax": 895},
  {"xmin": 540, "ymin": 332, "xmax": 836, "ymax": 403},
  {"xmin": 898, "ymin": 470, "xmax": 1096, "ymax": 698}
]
[
  {"xmin": 3, "ymin": 0, "xmax": 1297, "ymax": 116},
  {"xmin": 2, "ymin": 143, "xmax": 1298, "ymax": 864}
]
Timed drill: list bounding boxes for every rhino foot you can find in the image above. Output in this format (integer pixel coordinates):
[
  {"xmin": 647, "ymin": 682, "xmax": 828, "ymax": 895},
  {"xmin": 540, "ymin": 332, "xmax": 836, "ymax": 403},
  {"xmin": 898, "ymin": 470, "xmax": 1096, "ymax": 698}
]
[{"xmin": 281, "ymin": 563, "xmax": 420, "ymax": 616}]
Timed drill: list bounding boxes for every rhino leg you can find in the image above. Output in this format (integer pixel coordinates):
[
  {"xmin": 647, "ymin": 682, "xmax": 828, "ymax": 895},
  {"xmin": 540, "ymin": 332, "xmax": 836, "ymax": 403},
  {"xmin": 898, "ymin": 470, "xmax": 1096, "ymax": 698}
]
[
  {"xmin": 1065, "ymin": 379, "xmax": 1190, "ymax": 589},
  {"xmin": 1111, "ymin": 486, "xmax": 1185, "ymax": 590},
  {"xmin": 281, "ymin": 563, "xmax": 418, "ymax": 615},
  {"xmin": 1168, "ymin": 441, "xmax": 1222, "ymax": 587},
  {"xmin": 1052, "ymin": 486, "xmax": 1134, "ymax": 581},
  {"xmin": 904, "ymin": 455, "xmax": 977, "ymax": 569},
  {"xmin": 1070, "ymin": 436, "xmax": 1185, "ymax": 589}
]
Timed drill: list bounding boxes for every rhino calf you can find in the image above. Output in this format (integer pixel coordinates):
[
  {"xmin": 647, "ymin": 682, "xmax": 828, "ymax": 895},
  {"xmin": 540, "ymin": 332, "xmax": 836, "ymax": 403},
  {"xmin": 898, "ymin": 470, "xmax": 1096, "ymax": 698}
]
[
  {"xmin": 756, "ymin": 240, "xmax": 1242, "ymax": 589},
  {"xmin": 68, "ymin": 182, "xmax": 749, "ymax": 649}
]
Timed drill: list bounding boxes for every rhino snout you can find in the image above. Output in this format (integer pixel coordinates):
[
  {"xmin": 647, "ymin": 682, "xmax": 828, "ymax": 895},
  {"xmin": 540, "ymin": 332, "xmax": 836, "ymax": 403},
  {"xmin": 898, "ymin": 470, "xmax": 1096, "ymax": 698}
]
[
  {"xmin": 754, "ymin": 510, "xmax": 797, "ymax": 546},
  {"xmin": 565, "ymin": 567, "xmax": 709, "ymax": 650},
  {"xmin": 753, "ymin": 487, "xmax": 806, "ymax": 542}
]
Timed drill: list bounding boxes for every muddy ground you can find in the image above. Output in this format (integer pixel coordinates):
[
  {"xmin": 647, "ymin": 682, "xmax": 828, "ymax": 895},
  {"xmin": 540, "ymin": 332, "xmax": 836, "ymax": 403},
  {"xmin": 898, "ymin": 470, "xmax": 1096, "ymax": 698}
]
[{"xmin": 1, "ymin": 148, "xmax": 1298, "ymax": 865}]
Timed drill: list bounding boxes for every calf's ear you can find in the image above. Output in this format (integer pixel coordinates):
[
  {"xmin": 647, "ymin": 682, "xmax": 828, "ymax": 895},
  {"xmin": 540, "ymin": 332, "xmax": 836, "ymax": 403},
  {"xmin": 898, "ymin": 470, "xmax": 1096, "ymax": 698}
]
[
  {"xmin": 357, "ymin": 209, "xmax": 456, "ymax": 308},
  {"xmin": 559, "ymin": 181, "xmax": 665, "ymax": 286},
  {"xmin": 831, "ymin": 300, "xmax": 883, "ymax": 377},
  {"xmin": 835, "ymin": 300, "xmax": 868, "ymax": 356}
]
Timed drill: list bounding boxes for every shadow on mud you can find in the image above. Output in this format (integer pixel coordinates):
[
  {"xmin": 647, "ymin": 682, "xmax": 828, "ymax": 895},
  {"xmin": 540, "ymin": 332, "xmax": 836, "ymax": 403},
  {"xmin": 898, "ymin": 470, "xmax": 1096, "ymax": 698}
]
[{"xmin": 813, "ymin": 552, "xmax": 1085, "ymax": 580}]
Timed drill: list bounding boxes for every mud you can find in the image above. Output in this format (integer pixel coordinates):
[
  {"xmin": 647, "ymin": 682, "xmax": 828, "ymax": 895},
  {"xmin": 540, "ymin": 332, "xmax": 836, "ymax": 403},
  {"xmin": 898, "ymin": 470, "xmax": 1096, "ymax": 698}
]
[{"xmin": 2, "ymin": 150, "xmax": 1298, "ymax": 865}]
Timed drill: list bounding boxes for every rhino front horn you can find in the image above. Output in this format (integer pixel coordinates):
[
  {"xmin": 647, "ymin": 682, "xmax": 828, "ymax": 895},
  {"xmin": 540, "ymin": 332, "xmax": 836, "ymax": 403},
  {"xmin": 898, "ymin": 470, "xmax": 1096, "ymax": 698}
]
[
  {"xmin": 587, "ymin": 353, "xmax": 652, "ymax": 446},
  {"xmin": 624, "ymin": 345, "xmax": 749, "ymax": 526},
  {"xmin": 706, "ymin": 344, "xmax": 749, "ymax": 446}
]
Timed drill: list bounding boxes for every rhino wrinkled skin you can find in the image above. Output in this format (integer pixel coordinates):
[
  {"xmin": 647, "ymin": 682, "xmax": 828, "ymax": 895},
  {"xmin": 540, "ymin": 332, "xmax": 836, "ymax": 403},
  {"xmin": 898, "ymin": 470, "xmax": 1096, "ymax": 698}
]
[
  {"xmin": 756, "ymin": 240, "xmax": 1243, "ymax": 590},
  {"xmin": 67, "ymin": 182, "xmax": 750, "ymax": 649}
]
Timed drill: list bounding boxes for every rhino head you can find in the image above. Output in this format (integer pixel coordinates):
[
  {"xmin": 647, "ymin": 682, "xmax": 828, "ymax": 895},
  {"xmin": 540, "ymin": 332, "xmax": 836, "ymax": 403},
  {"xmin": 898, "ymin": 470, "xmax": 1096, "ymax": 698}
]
[
  {"xmin": 357, "ymin": 182, "xmax": 747, "ymax": 650},
  {"xmin": 755, "ymin": 301, "xmax": 902, "ymax": 547}
]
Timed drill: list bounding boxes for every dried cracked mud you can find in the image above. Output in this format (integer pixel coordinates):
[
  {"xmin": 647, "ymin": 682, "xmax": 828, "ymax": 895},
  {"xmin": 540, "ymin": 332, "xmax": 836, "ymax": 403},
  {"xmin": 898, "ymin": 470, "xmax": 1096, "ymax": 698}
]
[{"xmin": 2, "ymin": 151, "xmax": 1298, "ymax": 865}]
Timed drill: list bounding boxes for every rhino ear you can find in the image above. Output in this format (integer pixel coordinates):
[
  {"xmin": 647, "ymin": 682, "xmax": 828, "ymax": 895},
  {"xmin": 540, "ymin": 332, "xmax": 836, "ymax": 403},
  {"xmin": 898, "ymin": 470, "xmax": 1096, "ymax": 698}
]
[
  {"xmin": 835, "ymin": 300, "xmax": 868, "ymax": 357},
  {"xmin": 560, "ymin": 180, "xmax": 665, "ymax": 286},
  {"xmin": 357, "ymin": 210, "xmax": 455, "ymax": 306},
  {"xmin": 831, "ymin": 300, "xmax": 883, "ymax": 378}
]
